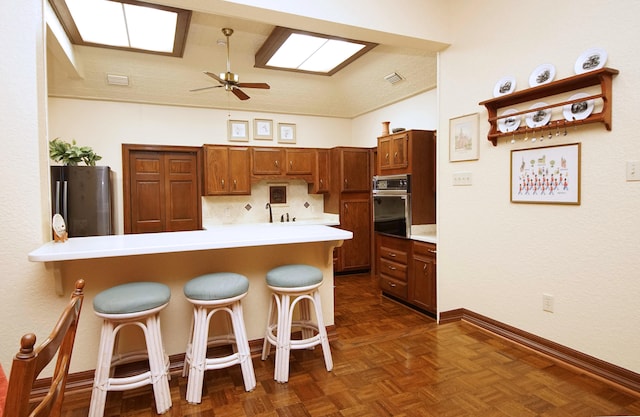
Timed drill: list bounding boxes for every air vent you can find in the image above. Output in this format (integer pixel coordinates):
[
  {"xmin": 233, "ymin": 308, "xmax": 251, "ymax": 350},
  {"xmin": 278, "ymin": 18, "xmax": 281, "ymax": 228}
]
[
  {"xmin": 384, "ymin": 72, "xmax": 404, "ymax": 85},
  {"xmin": 106, "ymin": 74, "xmax": 129, "ymax": 86}
]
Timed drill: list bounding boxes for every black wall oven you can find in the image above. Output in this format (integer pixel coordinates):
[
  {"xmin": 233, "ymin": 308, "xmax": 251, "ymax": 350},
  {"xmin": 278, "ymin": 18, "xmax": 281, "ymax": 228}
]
[{"xmin": 372, "ymin": 174, "xmax": 411, "ymax": 238}]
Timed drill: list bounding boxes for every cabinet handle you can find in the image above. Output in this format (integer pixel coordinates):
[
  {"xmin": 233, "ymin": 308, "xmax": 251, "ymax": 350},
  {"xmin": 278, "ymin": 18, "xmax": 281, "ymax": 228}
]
[
  {"xmin": 233, "ymin": 179, "xmax": 237, "ymax": 189},
  {"xmin": 221, "ymin": 179, "xmax": 225, "ymax": 188},
  {"xmin": 428, "ymin": 249, "xmax": 437, "ymax": 254},
  {"xmin": 344, "ymin": 179, "xmax": 348, "ymax": 188},
  {"xmin": 394, "ymin": 152, "xmax": 398, "ymax": 160},
  {"xmin": 289, "ymin": 161, "xmax": 293, "ymax": 168},
  {"xmin": 275, "ymin": 160, "xmax": 279, "ymax": 168},
  {"xmin": 423, "ymin": 264, "xmax": 427, "ymax": 271},
  {"xmin": 385, "ymin": 153, "xmax": 390, "ymax": 161},
  {"xmin": 388, "ymin": 282, "xmax": 396, "ymax": 288},
  {"xmin": 387, "ymin": 265, "xmax": 396, "ymax": 271},
  {"xmin": 388, "ymin": 252, "xmax": 396, "ymax": 257},
  {"xmin": 319, "ymin": 179, "xmax": 324, "ymax": 185}
]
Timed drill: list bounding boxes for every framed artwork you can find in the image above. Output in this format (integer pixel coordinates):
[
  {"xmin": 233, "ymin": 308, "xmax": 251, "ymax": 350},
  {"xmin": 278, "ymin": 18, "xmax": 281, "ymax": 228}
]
[
  {"xmin": 228, "ymin": 120, "xmax": 249, "ymax": 142},
  {"xmin": 253, "ymin": 118, "xmax": 273, "ymax": 140},
  {"xmin": 278, "ymin": 123, "xmax": 296, "ymax": 144},
  {"xmin": 269, "ymin": 184, "xmax": 288, "ymax": 205},
  {"xmin": 510, "ymin": 143, "xmax": 581, "ymax": 205},
  {"xmin": 449, "ymin": 113, "xmax": 479, "ymax": 162}
]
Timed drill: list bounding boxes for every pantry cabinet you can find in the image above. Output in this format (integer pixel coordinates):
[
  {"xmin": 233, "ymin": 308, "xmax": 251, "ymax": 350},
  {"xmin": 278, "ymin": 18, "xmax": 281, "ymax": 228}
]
[{"xmin": 203, "ymin": 145, "xmax": 251, "ymax": 195}]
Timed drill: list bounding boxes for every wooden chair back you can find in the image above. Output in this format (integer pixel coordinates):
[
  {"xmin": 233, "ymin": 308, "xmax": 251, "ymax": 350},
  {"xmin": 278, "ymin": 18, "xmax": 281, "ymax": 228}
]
[{"xmin": 2, "ymin": 279, "xmax": 85, "ymax": 417}]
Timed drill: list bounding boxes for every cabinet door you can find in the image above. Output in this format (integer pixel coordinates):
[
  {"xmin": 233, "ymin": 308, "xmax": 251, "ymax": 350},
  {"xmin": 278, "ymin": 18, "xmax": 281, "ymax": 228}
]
[
  {"xmin": 164, "ymin": 152, "xmax": 200, "ymax": 232},
  {"xmin": 339, "ymin": 198, "xmax": 371, "ymax": 271},
  {"xmin": 252, "ymin": 148, "xmax": 282, "ymax": 175},
  {"xmin": 341, "ymin": 148, "xmax": 370, "ymax": 192},
  {"xmin": 227, "ymin": 147, "xmax": 251, "ymax": 194},
  {"xmin": 129, "ymin": 151, "xmax": 165, "ymax": 233},
  {"xmin": 378, "ymin": 138, "xmax": 392, "ymax": 171},
  {"xmin": 309, "ymin": 149, "xmax": 330, "ymax": 194},
  {"xmin": 285, "ymin": 148, "xmax": 314, "ymax": 176},
  {"xmin": 411, "ymin": 243, "xmax": 437, "ymax": 313},
  {"xmin": 390, "ymin": 134, "xmax": 409, "ymax": 169},
  {"xmin": 204, "ymin": 146, "xmax": 229, "ymax": 195}
]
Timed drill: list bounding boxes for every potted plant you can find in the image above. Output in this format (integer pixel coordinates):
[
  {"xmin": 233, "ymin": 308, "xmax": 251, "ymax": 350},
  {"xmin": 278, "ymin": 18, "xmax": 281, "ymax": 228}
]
[{"xmin": 49, "ymin": 138, "xmax": 102, "ymax": 166}]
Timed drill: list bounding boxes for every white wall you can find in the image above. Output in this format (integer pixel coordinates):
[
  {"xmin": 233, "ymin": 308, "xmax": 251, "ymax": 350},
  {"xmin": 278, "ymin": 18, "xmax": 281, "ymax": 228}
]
[{"xmin": 437, "ymin": 0, "xmax": 640, "ymax": 372}]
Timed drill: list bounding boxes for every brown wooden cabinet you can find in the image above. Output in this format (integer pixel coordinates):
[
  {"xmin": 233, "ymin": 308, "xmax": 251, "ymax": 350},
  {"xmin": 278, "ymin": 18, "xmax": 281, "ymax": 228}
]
[
  {"xmin": 251, "ymin": 147, "xmax": 283, "ymax": 176},
  {"xmin": 284, "ymin": 148, "xmax": 314, "ymax": 177},
  {"xmin": 123, "ymin": 144, "xmax": 202, "ymax": 234},
  {"xmin": 376, "ymin": 233, "xmax": 437, "ymax": 316},
  {"xmin": 326, "ymin": 147, "xmax": 372, "ymax": 273},
  {"xmin": 377, "ymin": 233, "xmax": 410, "ymax": 299},
  {"xmin": 410, "ymin": 241, "xmax": 437, "ymax": 314},
  {"xmin": 377, "ymin": 129, "xmax": 436, "ymax": 225},
  {"xmin": 203, "ymin": 145, "xmax": 250, "ymax": 195},
  {"xmin": 308, "ymin": 149, "xmax": 330, "ymax": 194}
]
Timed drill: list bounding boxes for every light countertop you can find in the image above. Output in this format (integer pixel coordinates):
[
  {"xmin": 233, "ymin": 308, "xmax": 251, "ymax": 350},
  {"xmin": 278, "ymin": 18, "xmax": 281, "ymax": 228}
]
[
  {"xmin": 28, "ymin": 224, "xmax": 352, "ymax": 262},
  {"xmin": 410, "ymin": 224, "xmax": 438, "ymax": 244}
]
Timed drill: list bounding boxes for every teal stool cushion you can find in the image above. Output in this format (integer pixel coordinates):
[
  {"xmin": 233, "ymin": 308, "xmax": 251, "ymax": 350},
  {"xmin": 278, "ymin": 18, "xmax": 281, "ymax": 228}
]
[
  {"xmin": 184, "ymin": 272, "xmax": 249, "ymax": 301},
  {"xmin": 266, "ymin": 264, "xmax": 322, "ymax": 288},
  {"xmin": 93, "ymin": 282, "xmax": 171, "ymax": 314}
]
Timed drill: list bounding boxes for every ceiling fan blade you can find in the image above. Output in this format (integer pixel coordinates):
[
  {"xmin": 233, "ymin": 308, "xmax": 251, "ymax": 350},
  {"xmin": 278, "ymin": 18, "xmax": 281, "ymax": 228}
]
[
  {"xmin": 204, "ymin": 71, "xmax": 224, "ymax": 84},
  {"xmin": 189, "ymin": 85, "xmax": 222, "ymax": 92},
  {"xmin": 237, "ymin": 82, "xmax": 270, "ymax": 89},
  {"xmin": 231, "ymin": 87, "xmax": 250, "ymax": 100}
]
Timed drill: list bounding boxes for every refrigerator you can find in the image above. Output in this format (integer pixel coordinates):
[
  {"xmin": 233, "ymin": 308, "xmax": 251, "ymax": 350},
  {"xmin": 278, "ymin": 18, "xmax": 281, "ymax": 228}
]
[{"xmin": 51, "ymin": 165, "xmax": 113, "ymax": 237}]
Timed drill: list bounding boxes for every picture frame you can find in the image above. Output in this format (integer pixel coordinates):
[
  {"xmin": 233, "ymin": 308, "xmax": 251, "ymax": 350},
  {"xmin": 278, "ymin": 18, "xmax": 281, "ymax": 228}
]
[
  {"xmin": 510, "ymin": 143, "xmax": 581, "ymax": 205},
  {"xmin": 278, "ymin": 123, "xmax": 296, "ymax": 144},
  {"xmin": 253, "ymin": 118, "xmax": 273, "ymax": 140},
  {"xmin": 449, "ymin": 113, "xmax": 479, "ymax": 162},
  {"xmin": 227, "ymin": 120, "xmax": 249, "ymax": 142}
]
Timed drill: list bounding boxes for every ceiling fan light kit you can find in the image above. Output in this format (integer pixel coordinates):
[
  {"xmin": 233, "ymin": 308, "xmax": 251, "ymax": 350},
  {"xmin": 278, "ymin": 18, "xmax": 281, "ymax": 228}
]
[{"xmin": 191, "ymin": 27, "xmax": 270, "ymax": 101}]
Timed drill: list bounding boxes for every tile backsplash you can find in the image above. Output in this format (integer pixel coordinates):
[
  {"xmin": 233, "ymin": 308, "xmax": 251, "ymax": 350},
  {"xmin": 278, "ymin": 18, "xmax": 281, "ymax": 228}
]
[{"xmin": 202, "ymin": 180, "xmax": 325, "ymax": 225}]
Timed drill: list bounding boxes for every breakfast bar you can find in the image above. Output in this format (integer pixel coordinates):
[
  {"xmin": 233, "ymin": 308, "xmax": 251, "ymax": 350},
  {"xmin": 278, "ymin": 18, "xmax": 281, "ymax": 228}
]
[{"xmin": 28, "ymin": 224, "xmax": 351, "ymax": 371}]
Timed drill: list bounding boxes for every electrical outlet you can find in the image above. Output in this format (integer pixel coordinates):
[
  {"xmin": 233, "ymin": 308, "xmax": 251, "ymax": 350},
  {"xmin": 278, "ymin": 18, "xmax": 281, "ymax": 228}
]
[
  {"xmin": 626, "ymin": 161, "xmax": 640, "ymax": 181},
  {"xmin": 452, "ymin": 171, "xmax": 473, "ymax": 186},
  {"xmin": 542, "ymin": 293, "xmax": 554, "ymax": 313}
]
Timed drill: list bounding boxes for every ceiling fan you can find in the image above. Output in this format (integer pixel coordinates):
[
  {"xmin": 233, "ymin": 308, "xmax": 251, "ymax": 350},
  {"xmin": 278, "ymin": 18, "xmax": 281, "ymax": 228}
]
[{"xmin": 191, "ymin": 28, "xmax": 270, "ymax": 100}]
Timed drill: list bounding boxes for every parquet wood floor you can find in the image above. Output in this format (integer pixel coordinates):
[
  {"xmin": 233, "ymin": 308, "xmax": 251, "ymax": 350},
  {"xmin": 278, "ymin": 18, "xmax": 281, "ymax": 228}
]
[{"xmin": 61, "ymin": 273, "xmax": 640, "ymax": 416}]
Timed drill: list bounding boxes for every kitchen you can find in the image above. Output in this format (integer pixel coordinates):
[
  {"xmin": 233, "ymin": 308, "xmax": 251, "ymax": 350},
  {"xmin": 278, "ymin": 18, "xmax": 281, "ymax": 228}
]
[{"xmin": 3, "ymin": 0, "xmax": 640, "ymax": 409}]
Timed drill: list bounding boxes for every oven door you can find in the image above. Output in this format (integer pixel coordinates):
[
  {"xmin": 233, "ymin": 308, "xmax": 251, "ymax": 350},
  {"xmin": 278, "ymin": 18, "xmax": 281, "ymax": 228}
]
[{"xmin": 373, "ymin": 194, "xmax": 411, "ymax": 238}]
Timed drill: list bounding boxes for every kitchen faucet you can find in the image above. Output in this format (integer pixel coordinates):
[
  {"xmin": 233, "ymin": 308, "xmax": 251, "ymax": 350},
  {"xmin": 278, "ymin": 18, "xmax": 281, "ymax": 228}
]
[{"xmin": 265, "ymin": 203, "xmax": 272, "ymax": 223}]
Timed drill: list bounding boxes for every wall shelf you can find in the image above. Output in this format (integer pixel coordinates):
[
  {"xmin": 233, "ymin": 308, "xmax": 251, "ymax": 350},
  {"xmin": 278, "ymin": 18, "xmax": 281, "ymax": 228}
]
[{"xmin": 479, "ymin": 67, "xmax": 619, "ymax": 146}]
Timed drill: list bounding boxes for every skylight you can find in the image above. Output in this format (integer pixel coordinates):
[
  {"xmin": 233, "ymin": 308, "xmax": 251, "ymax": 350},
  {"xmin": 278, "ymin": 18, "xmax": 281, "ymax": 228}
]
[
  {"xmin": 49, "ymin": 0, "xmax": 191, "ymax": 57},
  {"xmin": 255, "ymin": 27, "xmax": 377, "ymax": 76}
]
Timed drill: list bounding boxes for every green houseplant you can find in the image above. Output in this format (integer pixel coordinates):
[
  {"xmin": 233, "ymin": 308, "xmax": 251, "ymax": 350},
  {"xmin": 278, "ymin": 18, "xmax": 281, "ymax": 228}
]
[{"xmin": 49, "ymin": 138, "xmax": 102, "ymax": 166}]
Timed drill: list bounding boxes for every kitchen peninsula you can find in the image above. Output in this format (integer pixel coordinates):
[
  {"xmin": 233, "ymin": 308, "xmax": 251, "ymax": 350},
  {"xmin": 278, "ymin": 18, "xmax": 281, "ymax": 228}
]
[{"xmin": 28, "ymin": 224, "xmax": 351, "ymax": 371}]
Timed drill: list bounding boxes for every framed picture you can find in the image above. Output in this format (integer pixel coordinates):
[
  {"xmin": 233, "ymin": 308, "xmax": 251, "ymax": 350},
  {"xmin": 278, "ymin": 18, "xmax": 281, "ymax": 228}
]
[
  {"xmin": 253, "ymin": 118, "xmax": 273, "ymax": 140},
  {"xmin": 449, "ymin": 113, "xmax": 479, "ymax": 162},
  {"xmin": 511, "ymin": 143, "xmax": 581, "ymax": 205},
  {"xmin": 278, "ymin": 123, "xmax": 296, "ymax": 144},
  {"xmin": 228, "ymin": 120, "xmax": 249, "ymax": 142}
]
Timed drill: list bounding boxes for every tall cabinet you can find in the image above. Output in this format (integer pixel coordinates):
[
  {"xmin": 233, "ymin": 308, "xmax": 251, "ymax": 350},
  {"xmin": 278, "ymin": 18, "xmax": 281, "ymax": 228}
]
[{"xmin": 325, "ymin": 147, "xmax": 372, "ymax": 273}]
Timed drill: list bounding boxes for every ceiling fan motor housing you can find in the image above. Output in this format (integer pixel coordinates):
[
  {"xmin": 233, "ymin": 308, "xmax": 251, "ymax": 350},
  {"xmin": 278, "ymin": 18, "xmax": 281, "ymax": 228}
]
[{"xmin": 221, "ymin": 72, "xmax": 239, "ymax": 83}]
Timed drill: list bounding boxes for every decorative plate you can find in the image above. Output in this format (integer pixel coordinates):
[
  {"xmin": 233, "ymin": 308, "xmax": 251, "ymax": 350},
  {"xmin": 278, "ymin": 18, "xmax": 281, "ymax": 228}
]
[
  {"xmin": 574, "ymin": 48, "xmax": 607, "ymax": 74},
  {"xmin": 563, "ymin": 92, "xmax": 594, "ymax": 121},
  {"xmin": 493, "ymin": 76, "xmax": 516, "ymax": 97},
  {"xmin": 528, "ymin": 63, "xmax": 556, "ymax": 87},
  {"xmin": 525, "ymin": 102, "xmax": 552, "ymax": 128},
  {"xmin": 498, "ymin": 109, "xmax": 521, "ymax": 133}
]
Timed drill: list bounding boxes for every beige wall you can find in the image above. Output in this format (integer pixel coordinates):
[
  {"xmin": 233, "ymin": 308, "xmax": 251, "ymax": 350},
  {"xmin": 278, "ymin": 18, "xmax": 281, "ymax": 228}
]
[
  {"xmin": 3, "ymin": 0, "xmax": 640, "ymax": 379},
  {"xmin": 437, "ymin": 0, "xmax": 640, "ymax": 372}
]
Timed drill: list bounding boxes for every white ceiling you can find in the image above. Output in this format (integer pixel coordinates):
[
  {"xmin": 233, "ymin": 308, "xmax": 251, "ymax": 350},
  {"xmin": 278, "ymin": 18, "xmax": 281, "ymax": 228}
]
[{"xmin": 46, "ymin": 6, "xmax": 440, "ymax": 118}]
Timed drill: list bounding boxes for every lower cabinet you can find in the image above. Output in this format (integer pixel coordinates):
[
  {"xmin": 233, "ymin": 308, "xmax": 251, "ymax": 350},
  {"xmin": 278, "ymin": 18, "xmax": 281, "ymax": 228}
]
[
  {"xmin": 336, "ymin": 198, "xmax": 371, "ymax": 272},
  {"xmin": 376, "ymin": 233, "xmax": 437, "ymax": 316}
]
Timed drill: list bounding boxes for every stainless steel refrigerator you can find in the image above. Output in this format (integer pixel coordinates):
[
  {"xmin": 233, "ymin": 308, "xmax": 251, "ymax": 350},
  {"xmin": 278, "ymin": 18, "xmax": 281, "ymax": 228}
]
[{"xmin": 50, "ymin": 166, "xmax": 113, "ymax": 237}]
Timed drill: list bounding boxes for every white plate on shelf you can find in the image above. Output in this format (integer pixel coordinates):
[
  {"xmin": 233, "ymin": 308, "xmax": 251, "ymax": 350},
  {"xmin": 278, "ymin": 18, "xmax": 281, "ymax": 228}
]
[
  {"xmin": 574, "ymin": 48, "xmax": 607, "ymax": 74},
  {"xmin": 498, "ymin": 109, "xmax": 521, "ymax": 133},
  {"xmin": 525, "ymin": 102, "xmax": 552, "ymax": 128},
  {"xmin": 528, "ymin": 63, "xmax": 556, "ymax": 87},
  {"xmin": 493, "ymin": 76, "xmax": 516, "ymax": 97},
  {"xmin": 563, "ymin": 92, "xmax": 594, "ymax": 121}
]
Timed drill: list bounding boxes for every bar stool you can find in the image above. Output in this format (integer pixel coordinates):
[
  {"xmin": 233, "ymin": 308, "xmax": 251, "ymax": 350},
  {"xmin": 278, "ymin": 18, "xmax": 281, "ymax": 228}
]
[
  {"xmin": 182, "ymin": 272, "xmax": 256, "ymax": 404},
  {"xmin": 89, "ymin": 282, "xmax": 172, "ymax": 417},
  {"xmin": 261, "ymin": 264, "xmax": 333, "ymax": 383}
]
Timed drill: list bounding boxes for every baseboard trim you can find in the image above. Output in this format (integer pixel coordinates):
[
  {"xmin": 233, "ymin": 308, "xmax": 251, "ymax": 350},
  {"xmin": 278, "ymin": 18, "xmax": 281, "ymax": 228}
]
[
  {"xmin": 31, "ymin": 325, "xmax": 338, "ymax": 400},
  {"xmin": 439, "ymin": 308, "xmax": 640, "ymax": 395}
]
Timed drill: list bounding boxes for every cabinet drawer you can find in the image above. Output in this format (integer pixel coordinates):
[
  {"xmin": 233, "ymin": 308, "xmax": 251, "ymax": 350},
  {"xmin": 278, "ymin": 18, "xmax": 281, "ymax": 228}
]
[
  {"xmin": 379, "ymin": 276, "xmax": 407, "ymax": 299},
  {"xmin": 379, "ymin": 244, "xmax": 408, "ymax": 264},
  {"xmin": 380, "ymin": 258, "xmax": 407, "ymax": 281},
  {"xmin": 413, "ymin": 241, "xmax": 436, "ymax": 257}
]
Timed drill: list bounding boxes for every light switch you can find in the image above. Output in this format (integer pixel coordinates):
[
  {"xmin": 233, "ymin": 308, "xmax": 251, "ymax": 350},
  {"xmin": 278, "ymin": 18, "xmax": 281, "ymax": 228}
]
[{"xmin": 626, "ymin": 161, "xmax": 640, "ymax": 181}]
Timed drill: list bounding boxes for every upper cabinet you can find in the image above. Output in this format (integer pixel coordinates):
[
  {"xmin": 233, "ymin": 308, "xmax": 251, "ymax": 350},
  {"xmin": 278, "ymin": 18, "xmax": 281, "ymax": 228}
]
[
  {"xmin": 284, "ymin": 148, "xmax": 314, "ymax": 177},
  {"xmin": 252, "ymin": 147, "xmax": 283, "ymax": 176},
  {"xmin": 204, "ymin": 145, "xmax": 251, "ymax": 195},
  {"xmin": 332, "ymin": 147, "xmax": 371, "ymax": 192},
  {"xmin": 377, "ymin": 129, "xmax": 435, "ymax": 176},
  {"xmin": 378, "ymin": 132, "xmax": 409, "ymax": 172},
  {"xmin": 308, "ymin": 149, "xmax": 330, "ymax": 194}
]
